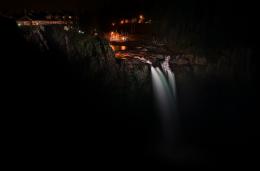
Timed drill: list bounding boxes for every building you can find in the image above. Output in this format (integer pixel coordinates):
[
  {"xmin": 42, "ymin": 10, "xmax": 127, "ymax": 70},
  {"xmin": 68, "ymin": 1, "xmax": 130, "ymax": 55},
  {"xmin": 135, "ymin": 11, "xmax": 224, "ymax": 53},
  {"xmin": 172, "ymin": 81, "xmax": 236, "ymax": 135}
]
[{"xmin": 16, "ymin": 14, "xmax": 76, "ymax": 27}]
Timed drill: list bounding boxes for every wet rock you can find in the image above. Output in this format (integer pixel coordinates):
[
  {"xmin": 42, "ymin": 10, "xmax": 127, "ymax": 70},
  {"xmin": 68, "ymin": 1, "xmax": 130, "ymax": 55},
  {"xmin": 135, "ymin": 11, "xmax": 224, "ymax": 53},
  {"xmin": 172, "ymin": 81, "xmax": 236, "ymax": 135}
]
[
  {"xmin": 119, "ymin": 59, "xmax": 151, "ymax": 101},
  {"xmin": 185, "ymin": 54, "xmax": 194, "ymax": 63},
  {"xmin": 155, "ymin": 54, "xmax": 164, "ymax": 59},
  {"xmin": 21, "ymin": 26, "xmax": 119, "ymax": 76},
  {"xmin": 141, "ymin": 48, "xmax": 148, "ymax": 52},
  {"xmin": 176, "ymin": 56, "xmax": 190, "ymax": 65},
  {"xmin": 19, "ymin": 25, "xmax": 154, "ymax": 105},
  {"xmin": 194, "ymin": 56, "xmax": 207, "ymax": 65}
]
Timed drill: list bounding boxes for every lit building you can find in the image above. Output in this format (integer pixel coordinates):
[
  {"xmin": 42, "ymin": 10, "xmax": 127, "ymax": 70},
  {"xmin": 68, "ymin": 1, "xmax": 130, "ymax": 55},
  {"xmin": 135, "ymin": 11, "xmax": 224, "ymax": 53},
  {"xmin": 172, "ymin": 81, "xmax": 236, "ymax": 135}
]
[{"xmin": 16, "ymin": 14, "xmax": 76, "ymax": 27}]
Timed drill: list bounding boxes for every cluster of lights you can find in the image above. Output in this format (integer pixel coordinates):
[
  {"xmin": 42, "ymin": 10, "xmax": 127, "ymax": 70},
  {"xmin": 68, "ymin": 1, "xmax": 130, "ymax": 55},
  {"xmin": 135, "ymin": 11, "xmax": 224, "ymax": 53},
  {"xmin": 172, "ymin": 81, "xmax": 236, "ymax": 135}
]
[
  {"xmin": 110, "ymin": 31, "xmax": 127, "ymax": 42},
  {"xmin": 110, "ymin": 45, "xmax": 127, "ymax": 51},
  {"xmin": 120, "ymin": 19, "xmax": 130, "ymax": 25},
  {"xmin": 112, "ymin": 14, "xmax": 151, "ymax": 26},
  {"xmin": 62, "ymin": 16, "xmax": 72, "ymax": 20},
  {"xmin": 78, "ymin": 30, "xmax": 85, "ymax": 34}
]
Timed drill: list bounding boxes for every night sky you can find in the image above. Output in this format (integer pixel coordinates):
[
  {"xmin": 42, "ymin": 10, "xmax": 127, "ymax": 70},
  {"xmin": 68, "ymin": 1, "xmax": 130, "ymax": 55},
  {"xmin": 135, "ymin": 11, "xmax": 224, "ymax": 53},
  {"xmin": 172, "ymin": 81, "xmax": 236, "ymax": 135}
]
[
  {"xmin": 1, "ymin": 0, "xmax": 257, "ymax": 48},
  {"xmin": 1, "ymin": 0, "xmax": 256, "ymax": 20},
  {"xmin": 1, "ymin": 0, "xmax": 257, "ymax": 21},
  {"xmin": 1, "ymin": 0, "xmax": 149, "ymax": 12}
]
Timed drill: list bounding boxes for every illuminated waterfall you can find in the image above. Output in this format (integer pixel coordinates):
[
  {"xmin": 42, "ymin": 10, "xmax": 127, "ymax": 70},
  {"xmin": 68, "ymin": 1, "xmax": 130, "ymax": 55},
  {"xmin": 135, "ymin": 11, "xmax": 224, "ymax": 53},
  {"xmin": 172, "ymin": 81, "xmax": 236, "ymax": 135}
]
[
  {"xmin": 151, "ymin": 67, "xmax": 173, "ymax": 118},
  {"xmin": 161, "ymin": 56, "xmax": 177, "ymax": 102},
  {"xmin": 151, "ymin": 56, "xmax": 178, "ymax": 155},
  {"xmin": 166, "ymin": 69, "xmax": 177, "ymax": 103}
]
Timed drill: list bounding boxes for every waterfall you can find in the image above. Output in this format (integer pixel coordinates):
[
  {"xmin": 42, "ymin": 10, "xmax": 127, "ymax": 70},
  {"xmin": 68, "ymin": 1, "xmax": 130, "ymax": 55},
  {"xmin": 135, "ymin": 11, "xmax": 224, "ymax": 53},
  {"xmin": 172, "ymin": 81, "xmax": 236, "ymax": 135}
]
[
  {"xmin": 166, "ymin": 69, "xmax": 177, "ymax": 103},
  {"xmin": 151, "ymin": 56, "xmax": 178, "ymax": 156},
  {"xmin": 161, "ymin": 56, "xmax": 177, "ymax": 103},
  {"xmin": 151, "ymin": 67, "xmax": 173, "ymax": 118}
]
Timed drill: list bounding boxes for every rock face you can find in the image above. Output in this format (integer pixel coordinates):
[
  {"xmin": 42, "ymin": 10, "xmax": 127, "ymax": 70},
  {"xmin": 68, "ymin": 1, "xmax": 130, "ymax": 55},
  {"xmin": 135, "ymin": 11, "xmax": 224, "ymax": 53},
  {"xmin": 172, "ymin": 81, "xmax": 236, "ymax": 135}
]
[
  {"xmin": 22, "ymin": 26, "xmax": 119, "ymax": 75},
  {"xmin": 0, "ymin": 18, "xmax": 158, "ymax": 168},
  {"xmin": 19, "ymin": 25, "xmax": 152, "ymax": 109}
]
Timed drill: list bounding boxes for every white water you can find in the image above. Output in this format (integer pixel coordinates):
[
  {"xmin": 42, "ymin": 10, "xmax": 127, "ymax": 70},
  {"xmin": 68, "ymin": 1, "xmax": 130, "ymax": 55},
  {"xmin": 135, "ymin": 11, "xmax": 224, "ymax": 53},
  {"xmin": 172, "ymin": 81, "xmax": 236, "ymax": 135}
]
[
  {"xmin": 151, "ymin": 56, "xmax": 178, "ymax": 156},
  {"xmin": 151, "ymin": 67, "xmax": 173, "ymax": 118},
  {"xmin": 167, "ymin": 70, "xmax": 177, "ymax": 102},
  {"xmin": 161, "ymin": 56, "xmax": 178, "ymax": 104}
]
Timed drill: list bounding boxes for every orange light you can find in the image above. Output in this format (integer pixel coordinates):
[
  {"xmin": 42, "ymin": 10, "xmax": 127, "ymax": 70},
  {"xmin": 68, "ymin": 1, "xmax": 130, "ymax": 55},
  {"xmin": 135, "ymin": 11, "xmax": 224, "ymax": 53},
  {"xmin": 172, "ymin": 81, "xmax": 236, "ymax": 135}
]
[
  {"xmin": 115, "ymin": 53, "xmax": 121, "ymax": 57},
  {"xmin": 121, "ymin": 46, "xmax": 126, "ymax": 50},
  {"xmin": 121, "ymin": 36, "xmax": 126, "ymax": 41},
  {"xmin": 120, "ymin": 20, "xmax": 124, "ymax": 24},
  {"xmin": 110, "ymin": 32, "xmax": 128, "ymax": 42},
  {"xmin": 139, "ymin": 15, "xmax": 144, "ymax": 19},
  {"xmin": 125, "ymin": 19, "xmax": 129, "ymax": 24}
]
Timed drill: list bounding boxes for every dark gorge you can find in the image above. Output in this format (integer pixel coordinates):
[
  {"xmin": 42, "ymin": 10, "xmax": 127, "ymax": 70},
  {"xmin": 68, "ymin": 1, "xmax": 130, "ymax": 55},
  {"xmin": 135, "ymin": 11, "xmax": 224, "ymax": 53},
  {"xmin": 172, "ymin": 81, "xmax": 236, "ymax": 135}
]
[{"xmin": 1, "ymin": 0, "xmax": 258, "ymax": 169}]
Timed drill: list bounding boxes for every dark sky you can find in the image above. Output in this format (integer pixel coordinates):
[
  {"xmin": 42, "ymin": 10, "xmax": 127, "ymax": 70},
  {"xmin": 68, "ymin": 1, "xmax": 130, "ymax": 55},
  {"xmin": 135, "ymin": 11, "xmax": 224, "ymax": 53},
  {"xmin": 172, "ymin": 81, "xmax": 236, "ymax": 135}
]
[
  {"xmin": 1, "ymin": 0, "xmax": 255, "ymax": 16},
  {"xmin": 1, "ymin": 0, "xmax": 256, "ymax": 13},
  {"xmin": 1, "ymin": 0, "xmax": 257, "ymax": 29},
  {"xmin": 1, "ymin": 0, "xmax": 149, "ymax": 11},
  {"xmin": 0, "ymin": 0, "xmax": 158, "ymax": 21}
]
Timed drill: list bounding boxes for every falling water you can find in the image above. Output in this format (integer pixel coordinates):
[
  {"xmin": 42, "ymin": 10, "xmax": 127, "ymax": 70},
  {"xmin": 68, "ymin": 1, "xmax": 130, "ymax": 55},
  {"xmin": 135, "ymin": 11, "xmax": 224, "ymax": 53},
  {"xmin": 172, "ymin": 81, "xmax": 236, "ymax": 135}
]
[
  {"xmin": 151, "ymin": 56, "xmax": 178, "ymax": 156},
  {"xmin": 161, "ymin": 56, "xmax": 177, "ymax": 102},
  {"xmin": 167, "ymin": 70, "xmax": 177, "ymax": 102},
  {"xmin": 151, "ymin": 67, "xmax": 173, "ymax": 118}
]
